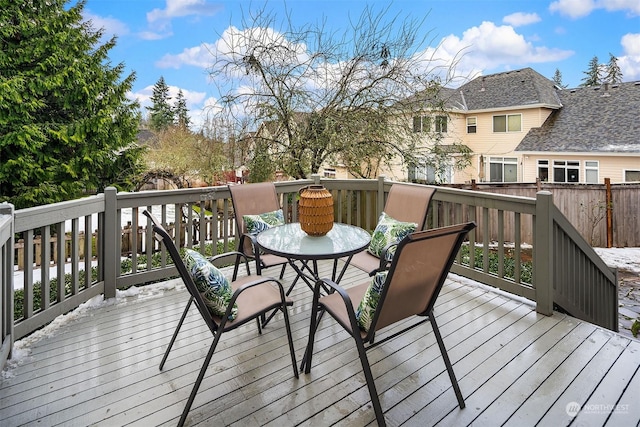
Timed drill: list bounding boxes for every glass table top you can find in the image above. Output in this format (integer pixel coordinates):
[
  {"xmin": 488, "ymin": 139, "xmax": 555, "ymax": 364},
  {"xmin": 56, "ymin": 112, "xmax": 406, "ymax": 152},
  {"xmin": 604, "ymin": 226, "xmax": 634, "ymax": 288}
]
[{"xmin": 256, "ymin": 222, "xmax": 371, "ymax": 260}]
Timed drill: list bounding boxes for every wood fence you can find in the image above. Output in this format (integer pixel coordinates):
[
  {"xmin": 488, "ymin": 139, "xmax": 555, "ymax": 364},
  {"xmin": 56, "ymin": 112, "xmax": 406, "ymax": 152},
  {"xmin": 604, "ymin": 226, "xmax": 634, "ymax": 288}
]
[{"xmin": 443, "ymin": 180, "xmax": 639, "ymax": 247}]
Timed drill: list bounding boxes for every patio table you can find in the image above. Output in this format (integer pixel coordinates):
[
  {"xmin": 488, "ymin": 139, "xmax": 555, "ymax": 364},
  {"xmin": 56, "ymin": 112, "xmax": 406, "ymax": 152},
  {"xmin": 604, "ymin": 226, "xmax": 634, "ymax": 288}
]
[
  {"xmin": 256, "ymin": 222, "xmax": 371, "ymax": 287},
  {"xmin": 257, "ymin": 222, "xmax": 371, "ymax": 370}
]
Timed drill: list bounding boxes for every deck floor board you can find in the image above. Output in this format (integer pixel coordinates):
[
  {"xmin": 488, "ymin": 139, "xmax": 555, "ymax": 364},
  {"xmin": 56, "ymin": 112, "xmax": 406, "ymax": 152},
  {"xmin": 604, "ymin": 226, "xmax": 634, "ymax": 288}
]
[{"xmin": 1, "ymin": 260, "xmax": 638, "ymax": 427}]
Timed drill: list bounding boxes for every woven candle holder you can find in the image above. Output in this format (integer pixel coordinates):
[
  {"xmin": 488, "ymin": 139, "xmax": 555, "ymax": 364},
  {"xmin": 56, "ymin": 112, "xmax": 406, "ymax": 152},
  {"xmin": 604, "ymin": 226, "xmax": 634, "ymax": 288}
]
[{"xmin": 298, "ymin": 185, "xmax": 334, "ymax": 236}]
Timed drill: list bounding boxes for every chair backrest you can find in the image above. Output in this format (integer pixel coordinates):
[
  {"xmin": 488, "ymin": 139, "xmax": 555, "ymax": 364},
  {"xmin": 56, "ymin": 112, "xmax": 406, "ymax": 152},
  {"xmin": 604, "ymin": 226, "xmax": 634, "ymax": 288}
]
[
  {"xmin": 368, "ymin": 221, "xmax": 476, "ymax": 335},
  {"xmin": 143, "ymin": 210, "xmax": 219, "ymax": 332},
  {"xmin": 383, "ymin": 183, "xmax": 436, "ymax": 230},
  {"xmin": 228, "ymin": 183, "xmax": 281, "ymax": 251}
]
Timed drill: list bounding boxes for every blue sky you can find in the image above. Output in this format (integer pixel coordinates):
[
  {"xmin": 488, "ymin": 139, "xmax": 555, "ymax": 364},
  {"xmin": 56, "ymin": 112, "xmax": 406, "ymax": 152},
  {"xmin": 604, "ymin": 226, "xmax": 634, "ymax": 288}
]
[{"xmin": 83, "ymin": 0, "xmax": 640, "ymax": 129}]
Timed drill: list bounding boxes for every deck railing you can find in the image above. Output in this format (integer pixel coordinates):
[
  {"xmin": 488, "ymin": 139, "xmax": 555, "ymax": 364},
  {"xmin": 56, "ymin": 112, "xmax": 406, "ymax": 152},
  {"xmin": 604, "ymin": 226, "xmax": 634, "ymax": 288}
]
[
  {"xmin": 1, "ymin": 176, "xmax": 618, "ymax": 370},
  {"xmin": 1, "ymin": 204, "xmax": 14, "ymax": 369}
]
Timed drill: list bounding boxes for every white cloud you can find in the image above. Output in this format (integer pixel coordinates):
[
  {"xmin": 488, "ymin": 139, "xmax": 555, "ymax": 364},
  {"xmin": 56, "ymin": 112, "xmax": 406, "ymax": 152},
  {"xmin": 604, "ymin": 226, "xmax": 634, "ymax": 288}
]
[
  {"xmin": 503, "ymin": 12, "xmax": 541, "ymax": 27},
  {"xmin": 424, "ymin": 21, "xmax": 574, "ymax": 81},
  {"xmin": 157, "ymin": 25, "xmax": 310, "ymax": 73},
  {"xmin": 549, "ymin": 0, "xmax": 640, "ymax": 18},
  {"xmin": 619, "ymin": 33, "xmax": 640, "ymax": 80},
  {"xmin": 600, "ymin": 0, "xmax": 640, "ymax": 15},
  {"xmin": 620, "ymin": 33, "xmax": 640, "ymax": 56},
  {"xmin": 549, "ymin": 0, "xmax": 596, "ymax": 18},
  {"xmin": 147, "ymin": 0, "xmax": 223, "ymax": 24},
  {"xmin": 139, "ymin": 31, "xmax": 173, "ymax": 41},
  {"xmin": 83, "ymin": 10, "xmax": 129, "ymax": 39},
  {"xmin": 157, "ymin": 43, "xmax": 215, "ymax": 68}
]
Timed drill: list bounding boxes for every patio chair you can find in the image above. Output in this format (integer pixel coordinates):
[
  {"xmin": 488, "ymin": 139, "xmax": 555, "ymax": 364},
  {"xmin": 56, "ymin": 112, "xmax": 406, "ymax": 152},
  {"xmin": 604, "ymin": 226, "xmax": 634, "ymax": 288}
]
[
  {"xmin": 349, "ymin": 183, "xmax": 436, "ymax": 276},
  {"xmin": 304, "ymin": 221, "xmax": 476, "ymax": 426},
  {"xmin": 228, "ymin": 182, "xmax": 290, "ymax": 281},
  {"xmin": 142, "ymin": 210, "xmax": 298, "ymax": 427}
]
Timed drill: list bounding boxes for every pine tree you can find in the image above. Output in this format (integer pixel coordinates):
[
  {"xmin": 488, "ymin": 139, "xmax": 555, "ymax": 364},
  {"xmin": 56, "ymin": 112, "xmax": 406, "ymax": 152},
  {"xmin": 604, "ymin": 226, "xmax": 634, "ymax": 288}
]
[
  {"xmin": 580, "ymin": 56, "xmax": 601, "ymax": 87},
  {"xmin": 174, "ymin": 89, "xmax": 190, "ymax": 129},
  {"xmin": 552, "ymin": 68, "xmax": 566, "ymax": 88},
  {"xmin": 0, "ymin": 0, "xmax": 142, "ymax": 209},
  {"xmin": 147, "ymin": 76, "xmax": 174, "ymax": 131},
  {"xmin": 605, "ymin": 53, "xmax": 623, "ymax": 83}
]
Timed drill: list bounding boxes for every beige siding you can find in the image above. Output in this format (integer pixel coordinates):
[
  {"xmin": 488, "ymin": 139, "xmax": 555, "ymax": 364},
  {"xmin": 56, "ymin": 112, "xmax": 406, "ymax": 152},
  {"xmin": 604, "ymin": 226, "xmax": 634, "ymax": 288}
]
[
  {"xmin": 319, "ymin": 105, "xmax": 635, "ymax": 186},
  {"xmin": 522, "ymin": 154, "xmax": 640, "ymax": 184}
]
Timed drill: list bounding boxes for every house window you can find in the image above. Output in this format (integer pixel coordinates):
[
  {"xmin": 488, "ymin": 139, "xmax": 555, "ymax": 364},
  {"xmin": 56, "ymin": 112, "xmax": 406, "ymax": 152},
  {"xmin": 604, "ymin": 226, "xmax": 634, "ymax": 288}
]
[
  {"xmin": 435, "ymin": 115, "xmax": 448, "ymax": 133},
  {"xmin": 493, "ymin": 114, "xmax": 522, "ymax": 132},
  {"xmin": 537, "ymin": 159, "xmax": 549, "ymax": 182},
  {"xmin": 624, "ymin": 170, "xmax": 640, "ymax": 182},
  {"xmin": 585, "ymin": 161, "xmax": 598, "ymax": 183},
  {"xmin": 553, "ymin": 160, "xmax": 579, "ymax": 182},
  {"xmin": 467, "ymin": 117, "xmax": 477, "ymax": 133},
  {"xmin": 323, "ymin": 168, "xmax": 336, "ymax": 178},
  {"xmin": 409, "ymin": 156, "xmax": 452, "ymax": 184},
  {"xmin": 489, "ymin": 157, "xmax": 517, "ymax": 182},
  {"xmin": 413, "ymin": 116, "xmax": 431, "ymax": 133}
]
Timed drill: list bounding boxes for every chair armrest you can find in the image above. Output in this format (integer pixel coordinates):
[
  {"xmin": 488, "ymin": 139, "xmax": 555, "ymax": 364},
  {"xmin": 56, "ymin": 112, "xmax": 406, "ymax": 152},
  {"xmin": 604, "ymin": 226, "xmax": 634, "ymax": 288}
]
[
  {"xmin": 232, "ymin": 276, "xmax": 286, "ymax": 300},
  {"xmin": 314, "ymin": 278, "xmax": 361, "ymax": 334},
  {"xmin": 239, "ymin": 232, "xmax": 264, "ymax": 261},
  {"xmin": 218, "ymin": 276, "xmax": 288, "ymax": 329},
  {"xmin": 209, "ymin": 250, "xmax": 249, "ymax": 264},
  {"xmin": 368, "ymin": 243, "xmax": 397, "ymax": 276}
]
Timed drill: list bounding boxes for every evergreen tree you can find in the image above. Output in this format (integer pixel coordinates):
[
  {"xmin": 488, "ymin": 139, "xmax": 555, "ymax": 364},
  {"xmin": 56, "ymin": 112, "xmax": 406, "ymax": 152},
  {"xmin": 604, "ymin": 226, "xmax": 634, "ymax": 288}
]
[
  {"xmin": 0, "ymin": 0, "xmax": 142, "ymax": 209},
  {"xmin": 580, "ymin": 56, "xmax": 601, "ymax": 87},
  {"xmin": 147, "ymin": 76, "xmax": 174, "ymax": 130},
  {"xmin": 174, "ymin": 89, "xmax": 190, "ymax": 129},
  {"xmin": 552, "ymin": 68, "xmax": 566, "ymax": 88},
  {"xmin": 247, "ymin": 139, "xmax": 275, "ymax": 183},
  {"xmin": 605, "ymin": 53, "xmax": 623, "ymax": 83}
]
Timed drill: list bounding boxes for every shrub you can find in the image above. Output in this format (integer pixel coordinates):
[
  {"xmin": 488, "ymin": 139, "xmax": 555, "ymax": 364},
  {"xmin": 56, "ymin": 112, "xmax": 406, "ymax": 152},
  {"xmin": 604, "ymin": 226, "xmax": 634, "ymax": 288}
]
[
  {"xmin": 459, "ymin": 244, "xmax": 533, "ymax": 284},
  {"xmin": 13, "ymin": 240, "xmax": 235, "ymax": 320}
]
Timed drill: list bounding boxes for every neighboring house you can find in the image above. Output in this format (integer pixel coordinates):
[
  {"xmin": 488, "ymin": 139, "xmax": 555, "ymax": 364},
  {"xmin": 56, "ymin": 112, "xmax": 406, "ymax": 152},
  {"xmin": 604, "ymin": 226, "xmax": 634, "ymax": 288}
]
[
  {"xmin": 383, "ymin": 67, "xmax": 639, "ymax": 184},
  {"xmin": 516, "ymin": 81, "xmax": 640, "ymax": 183},
  {"xmin": 251, "ymin": 67, "xmax": 639, "ymax": 183}
]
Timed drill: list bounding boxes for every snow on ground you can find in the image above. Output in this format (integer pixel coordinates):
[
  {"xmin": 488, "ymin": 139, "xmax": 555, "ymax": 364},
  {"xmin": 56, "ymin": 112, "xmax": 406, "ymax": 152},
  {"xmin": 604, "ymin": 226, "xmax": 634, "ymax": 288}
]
[
  {"xmin": 593, "ymin": 247, "xmax": 640, "ymax": 275},
  {"xmin": 2, "ymin": 247, "xmax": 638, "ymax": 375},
  {"xmin": 1, "ymin": 278, "xmax": 184, "ymax": 378}
]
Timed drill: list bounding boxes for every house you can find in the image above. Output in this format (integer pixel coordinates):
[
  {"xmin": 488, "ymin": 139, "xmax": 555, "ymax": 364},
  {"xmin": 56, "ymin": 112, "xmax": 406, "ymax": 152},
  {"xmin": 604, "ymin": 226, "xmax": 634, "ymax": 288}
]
[
  {"xmin": 370, "ymin": 68, "xmax": 640, "ymax": 184},
  {"xmin": 516, "ymin": 81, "xmax": 640, "ymax": 183}
]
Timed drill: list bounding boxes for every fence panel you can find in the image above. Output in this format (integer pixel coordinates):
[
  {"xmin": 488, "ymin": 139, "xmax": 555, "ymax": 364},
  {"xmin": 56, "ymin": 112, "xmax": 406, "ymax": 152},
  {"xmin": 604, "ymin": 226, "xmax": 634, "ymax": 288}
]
[{"xmin": 444, "ymin": 182, "xmax": 640, "ymax": 247}]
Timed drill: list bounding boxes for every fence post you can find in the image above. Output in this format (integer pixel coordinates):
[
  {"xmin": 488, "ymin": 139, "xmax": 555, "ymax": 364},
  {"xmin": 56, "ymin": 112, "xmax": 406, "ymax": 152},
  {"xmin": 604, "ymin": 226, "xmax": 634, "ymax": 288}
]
[
  {"xmin": 535, "ymin": 191, "xmax": 554, "ymax": 315},
  {"xmin": 605, "ymin": 178, "xmax": 613, "ymax": 248},
  {"xmin": 0, "ymin": 203, "xmax": 15, "ymax": 369},
  {"xmin": 104, "ymin": 187, "xmax": 118, "ymax": 299}
]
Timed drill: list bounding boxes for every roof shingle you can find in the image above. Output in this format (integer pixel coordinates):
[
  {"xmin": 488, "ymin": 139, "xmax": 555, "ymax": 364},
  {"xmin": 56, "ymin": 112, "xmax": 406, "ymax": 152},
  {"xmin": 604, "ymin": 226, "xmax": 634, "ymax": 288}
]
[{"xmin": 516, "ymin": 82, "xmax": 640, "ymax": 153}]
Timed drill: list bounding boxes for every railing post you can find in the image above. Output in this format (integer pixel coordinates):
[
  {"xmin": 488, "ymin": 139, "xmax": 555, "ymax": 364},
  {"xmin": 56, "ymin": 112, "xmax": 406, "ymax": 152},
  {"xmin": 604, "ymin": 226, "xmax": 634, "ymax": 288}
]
[
  {"xmin": 535, "ymin": 191, "xmax": 554, "ymax": 315},
  {"xmin": 311, "ymin": 174, "xmax": 321, "ymax": 185},
  {"xmin": 377, "ymin": 175, "xmax": 387, "ymax": 218},
  {"xmin": 0, "ymin": 203, "xmax": 15, "ymax": 369},
  {"xmin": 104, "ymin": 187, "xmax": 118, "ymax": 299}
]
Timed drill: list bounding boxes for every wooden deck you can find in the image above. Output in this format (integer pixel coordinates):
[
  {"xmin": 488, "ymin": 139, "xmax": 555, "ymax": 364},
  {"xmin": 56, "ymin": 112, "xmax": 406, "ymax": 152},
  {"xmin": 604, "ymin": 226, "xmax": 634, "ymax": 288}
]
[{"xmin": 1, "ymin": 260, "xmax": 639, "ymax": 427}]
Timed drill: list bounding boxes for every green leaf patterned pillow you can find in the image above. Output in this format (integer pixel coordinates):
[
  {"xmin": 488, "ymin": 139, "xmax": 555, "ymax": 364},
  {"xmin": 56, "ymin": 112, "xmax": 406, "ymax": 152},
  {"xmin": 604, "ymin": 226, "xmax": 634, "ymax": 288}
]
[
  {"xmin": 243, "ymin": 209, "xmax": 285, "ymax": 234},
  {"xmin": 355, "ymin": 271, "xmax": 388, "ymax": 331},
  {"xmin": 368, "ymin": 212, "xmax": 417, "ymax": 262},
  {"xmin": 183, "ymin": 249, "xmax": 238, "ymax": 320}
]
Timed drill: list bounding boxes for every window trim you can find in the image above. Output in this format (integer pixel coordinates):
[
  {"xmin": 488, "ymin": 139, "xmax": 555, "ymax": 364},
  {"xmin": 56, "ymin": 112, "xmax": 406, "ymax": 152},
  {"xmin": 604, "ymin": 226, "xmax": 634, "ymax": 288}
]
[
  {"xmin": 492, "ymin": 113, "xmax": 522, "ymax": 133},
  {"xmin": 537, "ymin": 159, "xmax": 549, "ymax": 182},
  {"xmin": 323, "ymin": 168, "xmax": 336, "ymax": 179},
  {"xmin": 489, "ymin": 156, "xmax": 518, "ymax": 183},
  {"xmin": 466, "ymin": 116, "xmax": 477, "ymax": 134},
  {"xmin": 584, "ymin": 160, "xmax": 599, "ymax": 184},
  {"xmin": 553, "ymin": 160, "xmax": 580, "ymax": 183},
  {"xmin": 435, "ymin": 115, "xmax": 448, "ymax": 133},
  {"xmin": 412, "ymin": 116, "xmax": 431, "ymax": 133},
  {"xmin": 623, "ymin": 169, "xmax": 640, "ymax": 182}
]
